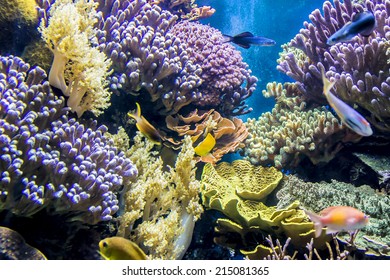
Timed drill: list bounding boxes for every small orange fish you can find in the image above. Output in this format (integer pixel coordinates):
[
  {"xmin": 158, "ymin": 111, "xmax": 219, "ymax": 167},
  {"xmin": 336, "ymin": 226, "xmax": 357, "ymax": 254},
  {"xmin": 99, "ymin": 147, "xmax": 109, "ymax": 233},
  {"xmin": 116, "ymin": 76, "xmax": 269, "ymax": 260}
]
[
  {"xmin": 304, "ymin": 206, "xmax": 369, "ymax": 238},
  {"xmin": 128, "ymin": 102, "xmax": 163, "ymax": 145}
]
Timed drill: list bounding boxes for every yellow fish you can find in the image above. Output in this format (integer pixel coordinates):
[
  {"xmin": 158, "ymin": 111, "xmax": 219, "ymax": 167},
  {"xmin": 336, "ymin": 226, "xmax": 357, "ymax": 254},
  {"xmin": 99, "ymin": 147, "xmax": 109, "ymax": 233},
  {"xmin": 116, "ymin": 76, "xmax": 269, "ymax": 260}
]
[
  {"xmin": 193, "ymin": 133, "xmax": 216, "ymax": 156},
  {"xmin": 98, "ymin": 237, "xmax": 147, "ymax": 260},
  {"xmin": 304, "ymin": 206, "xmax": 369, "ymax": 238},
  {"xmin": 128, "ymin": 102, "xmax": 163, "ymax": 145},
  {"xmin": 321, "ymin": 70, "xmax": 373, "ymax": 136}
]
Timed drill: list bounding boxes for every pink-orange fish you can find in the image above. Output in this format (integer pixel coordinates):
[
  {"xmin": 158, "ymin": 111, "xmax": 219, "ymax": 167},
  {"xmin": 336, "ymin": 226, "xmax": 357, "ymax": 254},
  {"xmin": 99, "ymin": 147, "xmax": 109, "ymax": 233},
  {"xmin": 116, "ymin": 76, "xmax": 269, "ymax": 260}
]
[{"xmin": 304, "ymin": 206, "xmax": 369, "ymax": 238}]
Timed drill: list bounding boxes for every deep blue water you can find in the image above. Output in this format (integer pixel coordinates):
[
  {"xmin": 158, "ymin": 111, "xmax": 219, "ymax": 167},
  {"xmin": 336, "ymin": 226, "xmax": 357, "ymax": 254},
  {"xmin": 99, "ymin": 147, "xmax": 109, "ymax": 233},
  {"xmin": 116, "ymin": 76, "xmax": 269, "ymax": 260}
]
[{"xmin": 198, "ymin": 0, "xmax": 326, "ymax": 119}]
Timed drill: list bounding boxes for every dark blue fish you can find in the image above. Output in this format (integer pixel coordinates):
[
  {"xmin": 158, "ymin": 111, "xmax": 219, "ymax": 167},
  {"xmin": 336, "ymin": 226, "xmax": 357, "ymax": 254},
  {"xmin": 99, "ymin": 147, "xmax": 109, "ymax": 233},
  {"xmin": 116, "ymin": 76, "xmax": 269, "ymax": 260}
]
[
  {"xmin": 327, "ymin": 11, "xmax": 376, "ymax": 45},
  {"xmin": 223, "ymin": 32, "xmax": 276, "ymax": 49}
]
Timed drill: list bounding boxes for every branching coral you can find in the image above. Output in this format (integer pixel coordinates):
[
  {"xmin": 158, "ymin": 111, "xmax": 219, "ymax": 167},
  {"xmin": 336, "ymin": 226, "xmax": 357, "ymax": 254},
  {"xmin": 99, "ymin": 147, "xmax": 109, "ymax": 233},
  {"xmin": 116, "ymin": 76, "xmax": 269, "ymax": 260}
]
[
  {"xmin": 118, "ymin": 133, "xmax": 203, "ymax": 259},
  {"xmin": 166, "ymin": 109, "xmax": 248, "ymax": 163},
  {"xmin": 94, "ymin": 0, "xmax": 202, "ymax": 114},
  {"xmin": 242, "ymin": 83, "xmax": 361, "ymax": 168},
  {"xmin": 0, "ymin": 55, "xmax": 137, "ymax": 224},
  {"xmin": 170, "ymin": 21, "xmax": 258, "ymax": 116},
  {"xmin": 38, "ymin": 0, "xmax": 112, "ymax": 117},
  {"xmin": 277, "ymin": 0, "xmax": 390, "ymax": 133}
]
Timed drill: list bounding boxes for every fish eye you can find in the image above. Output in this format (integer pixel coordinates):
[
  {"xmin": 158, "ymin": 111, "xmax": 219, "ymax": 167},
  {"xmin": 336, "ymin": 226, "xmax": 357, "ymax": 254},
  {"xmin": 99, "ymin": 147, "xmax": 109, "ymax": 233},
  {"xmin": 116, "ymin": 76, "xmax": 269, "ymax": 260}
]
[{"xmin": 102, "ymin": 241, "xmax": 108, "ymax": 248}]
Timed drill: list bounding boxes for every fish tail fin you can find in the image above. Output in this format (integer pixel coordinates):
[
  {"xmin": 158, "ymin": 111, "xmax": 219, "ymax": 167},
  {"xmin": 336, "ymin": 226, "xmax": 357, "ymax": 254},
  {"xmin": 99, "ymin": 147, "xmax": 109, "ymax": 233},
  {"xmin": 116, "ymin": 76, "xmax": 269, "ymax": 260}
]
[
  {"xmin": 127, "ymin": 102, "xmax": 142, "ymax": 121},
  {"xmin": 321, "ymin": 69, "xmax": 336, "ymax": 97},
  {"xmin": 222, "ymin": 34, "xmax": 233, "ymax": 43},
  {"xmin": 304, "ymin": 209, "xmax": 324, "ymax": 238}
]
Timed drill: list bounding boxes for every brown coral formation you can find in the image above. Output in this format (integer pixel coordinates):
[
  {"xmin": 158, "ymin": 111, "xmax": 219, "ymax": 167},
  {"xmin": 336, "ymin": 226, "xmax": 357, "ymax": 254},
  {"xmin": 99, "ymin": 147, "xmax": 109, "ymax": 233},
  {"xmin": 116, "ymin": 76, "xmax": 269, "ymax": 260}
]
[
  {"xmin": 148, "ymin": 0, "xmax": 215, "ymax": 21},
  {"xmin": 242, "ymin": 83, "xmax": 362, "ymax": 168},
  {"xmin": 166, "ymin": 109, "xmax": 248, "ymax": 164}
]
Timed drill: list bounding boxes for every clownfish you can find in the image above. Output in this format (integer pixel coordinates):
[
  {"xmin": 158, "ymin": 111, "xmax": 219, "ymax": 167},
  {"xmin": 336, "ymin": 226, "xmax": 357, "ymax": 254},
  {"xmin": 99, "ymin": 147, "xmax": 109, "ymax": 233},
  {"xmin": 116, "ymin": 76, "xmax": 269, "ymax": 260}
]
[
  {"xmin": 322, "ymin": 70, "xmax": 373, "ymax": 136},
  {"xmin": 304, "ymin": 206, "xmax": 369, "ymax": 238},
  {"xmin": 127, "ymin": 102, "xmax": 163, "ymax": 145}
]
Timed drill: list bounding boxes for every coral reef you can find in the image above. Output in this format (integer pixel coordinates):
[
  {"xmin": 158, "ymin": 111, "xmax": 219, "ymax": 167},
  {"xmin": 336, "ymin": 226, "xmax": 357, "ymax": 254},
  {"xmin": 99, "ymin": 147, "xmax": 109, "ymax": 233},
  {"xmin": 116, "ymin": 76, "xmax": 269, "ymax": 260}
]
[
  {"xmin": 166, "ymin": 109, "xmax": 248, "ymax": 164},
  {"xmin": 242, "ymin": 83, "xmax": 360, "ymax": 168},
  {"xmin": 118, "ymin": 133, "xmax": 203, "ymax": 259},
  {"xmin": 38, "ymin": 0, "xmax": 112, "ymax": 117},
  {"xmin": 95, "ymin": 0, "xmax": 202, "ymax": 114},
  {"xmin": 242, "ymin": 0, "xmax": 390, "ymax": 168},
  {"xmin": 200, "ymin": 160, "xmax": 321, "ymax": 257},
  {"xmin": 277, "ymin": 0, "xmax": 390, "ymax": 133},
  {"xmin": 170, "ymin": 21, "xmax": 258, "ymax": 116},
  {"xmin": 0, "ymin": 55, "xmax": 137, "ymax": 224},
  {"xmin": 0, "ymin": 226, "xmax": 46, "ymax": 260},
  {"xmin": 277, "ymin": 174, "xmax": 390, "ymax": 256}
]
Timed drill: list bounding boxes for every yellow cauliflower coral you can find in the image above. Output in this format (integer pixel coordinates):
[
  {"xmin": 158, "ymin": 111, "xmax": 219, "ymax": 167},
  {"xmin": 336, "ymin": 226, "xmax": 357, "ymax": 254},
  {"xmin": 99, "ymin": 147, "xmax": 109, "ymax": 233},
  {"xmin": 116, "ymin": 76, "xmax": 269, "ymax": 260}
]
[{"xmin": 39, "ymin": 0, "xmax": 111, "ymax": 117}]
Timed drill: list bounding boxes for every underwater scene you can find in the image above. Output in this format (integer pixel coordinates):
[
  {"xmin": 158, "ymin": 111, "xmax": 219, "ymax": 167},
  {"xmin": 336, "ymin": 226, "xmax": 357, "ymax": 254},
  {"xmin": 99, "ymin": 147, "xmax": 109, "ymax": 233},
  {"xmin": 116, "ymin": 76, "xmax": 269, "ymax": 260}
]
[{"xmin": 0, "ymin": 0, "xmax": 389, "ymax": 260}]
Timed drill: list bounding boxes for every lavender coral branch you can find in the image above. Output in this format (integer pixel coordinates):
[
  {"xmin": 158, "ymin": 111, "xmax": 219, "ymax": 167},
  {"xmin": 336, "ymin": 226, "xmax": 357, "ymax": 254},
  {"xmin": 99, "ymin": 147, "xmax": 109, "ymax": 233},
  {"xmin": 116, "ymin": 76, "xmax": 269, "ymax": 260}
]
[{"xmin": 277, "ymin": 0, "xmax": 390, "ymax": 133}]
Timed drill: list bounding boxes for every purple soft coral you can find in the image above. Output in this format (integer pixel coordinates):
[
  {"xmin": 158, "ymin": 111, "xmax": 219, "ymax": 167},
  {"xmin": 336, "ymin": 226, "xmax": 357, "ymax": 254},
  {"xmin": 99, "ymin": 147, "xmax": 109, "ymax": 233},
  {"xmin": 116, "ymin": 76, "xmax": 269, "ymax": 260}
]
[
  {"xmin": 94, "ymin": 0, "xmax": 202, "ymax": 114},
  {"xmin": 0, "ymin": 55, "xmax": 137, "ymax": 224},
  {"xmin": 278, "ymin": 0, "xmax": 390, "ymax": 133}
]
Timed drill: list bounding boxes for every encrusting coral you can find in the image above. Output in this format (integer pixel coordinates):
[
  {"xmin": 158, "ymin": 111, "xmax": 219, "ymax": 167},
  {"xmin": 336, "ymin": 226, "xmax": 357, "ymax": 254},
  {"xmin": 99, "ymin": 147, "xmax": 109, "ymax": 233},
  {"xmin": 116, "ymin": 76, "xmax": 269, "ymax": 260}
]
[
  {"xmin": 0, "ymin": 55, "xmax": 137, "ymax": 224},
  {"xmin": 166, "ymin": 109, "xmax": 248, "ymax": 164},
  {"xmin": 0, "ymin": 226, "xmax": 47, "ymax": 260},
  {"xmin": 277, "ymin": 174, "xmax": 390, "ymax": 257},
  {"xmin": 38, "ymin": 0, "xmax": 112, "ymax": 117},
  {"xmin": 117, "ymin": 132, "xmax": 203, "ymax": 259},
  {"xmin": 242, "ymin": 82, "xmax": 361, "ymax": 168},
  {"xmin": 278, "ymin": 0, "xmax": 390, "ymax": 133}
]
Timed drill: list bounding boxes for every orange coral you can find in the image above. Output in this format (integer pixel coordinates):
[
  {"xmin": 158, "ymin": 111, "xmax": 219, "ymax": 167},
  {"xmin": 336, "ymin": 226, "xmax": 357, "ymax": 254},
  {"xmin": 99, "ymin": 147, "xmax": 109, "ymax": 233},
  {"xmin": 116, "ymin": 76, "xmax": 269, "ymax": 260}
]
[
  {"xmin": 182, "ymin": 6, "xmax": 216, "ymax": 21},
  {"xmin": 166, "ymin": 109, "xmax": 248, "ymax": 164}
]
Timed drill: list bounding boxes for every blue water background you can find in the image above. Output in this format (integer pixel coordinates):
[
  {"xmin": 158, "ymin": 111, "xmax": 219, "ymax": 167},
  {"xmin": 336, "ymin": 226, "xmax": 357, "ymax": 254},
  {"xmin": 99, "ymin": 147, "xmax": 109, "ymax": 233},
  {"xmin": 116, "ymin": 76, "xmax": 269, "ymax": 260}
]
[{"xmin": 198, "ymin": 0, "xmax": 326, "ymax": 119}]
